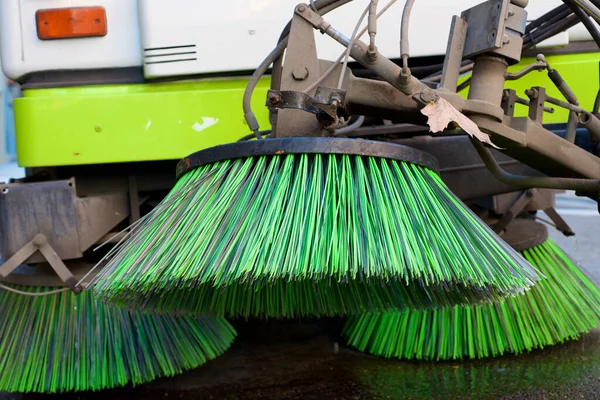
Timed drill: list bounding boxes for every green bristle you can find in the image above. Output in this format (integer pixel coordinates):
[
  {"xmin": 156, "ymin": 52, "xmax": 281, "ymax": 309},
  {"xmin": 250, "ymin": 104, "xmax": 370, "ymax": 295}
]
[
  {"xmin": 90, "ymin": 153, "xmax": 539, "ymax": 318},
  {"xmin": 0, "ymin": 285, "xmax": 236, "ymax": 393},
  {"xmin": 342, "ymin": 238, "xmax": 600, "ymax": 360}
]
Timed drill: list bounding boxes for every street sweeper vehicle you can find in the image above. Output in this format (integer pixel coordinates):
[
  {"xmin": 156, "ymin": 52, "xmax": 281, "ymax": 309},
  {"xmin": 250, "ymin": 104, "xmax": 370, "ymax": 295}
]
[{"xmin": 1, "ymin": 0, "xmax": 600, "ymax": 396}]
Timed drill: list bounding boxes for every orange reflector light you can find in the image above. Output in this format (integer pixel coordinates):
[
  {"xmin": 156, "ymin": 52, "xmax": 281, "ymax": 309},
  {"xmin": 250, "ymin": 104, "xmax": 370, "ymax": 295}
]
[{"xmin": 36, "ymin": 7, "xmax": 107, "ymax": 40}]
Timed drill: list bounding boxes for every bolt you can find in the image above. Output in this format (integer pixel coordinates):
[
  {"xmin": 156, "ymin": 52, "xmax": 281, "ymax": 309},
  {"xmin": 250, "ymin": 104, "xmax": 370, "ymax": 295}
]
[
  {"xmin": 502, "ymin": 34, "xmax": 510, "ymax": 44},
  {"xmin": 525, "ymin": 88, "xmax": 538, "ymax": 98},
  {"xmin": 297, "ymin": 4, "xmax": 306, "ymax": 12},
  {"xmin": 267, "ymin": 92, "xmax": 281, "ymax": 105},
  {"xmin": 366, "ymin": 48, "xmax": 378, "ymax": 64},
  {"xmin": 292, "ymin": 66, "xmax": 309, "ymax": 81},
  {"xmin": 330, "ymin": 93, "xmax": 342, "ymax": 109},
  {"xmin": 32, "ymin": 234, "xmax": 46, "ymax": 248}
]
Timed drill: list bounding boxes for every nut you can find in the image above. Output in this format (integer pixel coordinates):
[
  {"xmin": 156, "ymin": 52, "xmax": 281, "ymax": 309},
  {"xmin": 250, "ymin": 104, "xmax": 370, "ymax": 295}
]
[
  {"xmin": 267, "ymin": 92, "xmax": 281, "ymax": 105},
  {"xmin": 292, "ymin": 66, "xmax": 309, "ymax": 81}
]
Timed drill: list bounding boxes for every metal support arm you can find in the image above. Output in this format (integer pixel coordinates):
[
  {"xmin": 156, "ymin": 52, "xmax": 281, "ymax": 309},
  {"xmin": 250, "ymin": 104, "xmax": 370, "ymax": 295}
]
[{"xmin": 0, "ymin": 234, "xmax": 82, "ymax": 292}]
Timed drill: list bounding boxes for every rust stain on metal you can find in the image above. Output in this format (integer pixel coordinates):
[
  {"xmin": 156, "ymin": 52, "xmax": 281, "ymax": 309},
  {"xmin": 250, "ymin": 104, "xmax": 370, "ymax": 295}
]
[
  {"xmin": 185, "ymin": 158, "xmax": 191, "ymax": 168},
  {"xmin": 275, "ymin": 149, "xmax": 285, "ymax": 155}
]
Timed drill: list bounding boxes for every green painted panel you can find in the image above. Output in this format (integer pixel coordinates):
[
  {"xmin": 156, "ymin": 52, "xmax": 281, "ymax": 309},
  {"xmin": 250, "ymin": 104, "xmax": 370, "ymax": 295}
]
[
  {"xmin": 15, "ymin": 78, "xmax": 271, "ymax": 167},
  {"xmin": 15, "ymin": 52, "xmax": 600, "ymax": 167}
]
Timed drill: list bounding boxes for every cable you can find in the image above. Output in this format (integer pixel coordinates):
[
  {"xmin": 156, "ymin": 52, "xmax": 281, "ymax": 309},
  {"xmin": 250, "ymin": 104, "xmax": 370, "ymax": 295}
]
[
  {"xmin": 0, "ymin": 282, "xmax": 69, "ymax": 296},
  {"xmin": 563, "ymin": 0, "xmax": 600, "ymax": 47},
  {"xmin": 238, "ymin": 131, "xmax": 273, "ymax": 141},
  {"xmin": 305, "ymin": 0, "xmax": 397, "ymax": 94},
  {"xmin": 335, "ymin": 115, "xmax": 365, "ymax": 135},
  {"xmin": 457, "ymin": 77, "xmax": 472, "ymax": 92},
  {"xmin": 570, "ymin": 0, "xmax": 600, "ymax": 23},
  {"xmin": 338, "ymin": 4, "xmax": 371, "ymax": 89},
  {"xmin": 526, "ymin": 4, "xmax": 570, "ymax": 33},
  {"xmin": 523, "ymin": 14, "xmax": 580, "ymax": 49},
  {"xmin": 400, "ymin": 0, "xmax": 416, "ymax": 73}
]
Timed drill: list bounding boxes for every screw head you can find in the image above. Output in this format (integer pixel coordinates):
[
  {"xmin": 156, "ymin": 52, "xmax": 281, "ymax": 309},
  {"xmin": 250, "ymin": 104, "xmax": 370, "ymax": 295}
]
[
  {"xmin": 292, "ymin": 66, "xmax": 309, "ymax": 81},
  {"xmin": 297, "ymin": 4, "xmax": 306, "ymax": 12},
  {"xmin": 94, "ymin": 125, "xmax": 102, "ymax": 132}
]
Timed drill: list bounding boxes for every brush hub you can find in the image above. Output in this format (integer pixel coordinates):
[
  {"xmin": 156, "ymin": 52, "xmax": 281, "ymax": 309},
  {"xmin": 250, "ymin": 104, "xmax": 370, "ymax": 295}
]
[
  {"xmin": 500, "ymin": 218, "xmax": 549, "ymax": 252},
  {"xmin": 176, "ymin": 138, "xmax": 439, "ymax": 180}
]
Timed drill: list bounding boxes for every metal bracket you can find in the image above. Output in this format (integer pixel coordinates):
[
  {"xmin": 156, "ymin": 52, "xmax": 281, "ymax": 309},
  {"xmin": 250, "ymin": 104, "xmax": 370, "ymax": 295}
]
[
  {"xmin": 273, "ymin": 7, "xmax": 326, "ymax": 137},
  {"xmin": 501, "ymin": 89, "xmax": 554, "ymax": 117},
  {"xmin": 525, "ymin": 86, "xmax": 547, "ymax": 123},
  {"xmin": 543, "ymin": 207, "xmax": 575, "ymax": 236},
  {"xmin": 491, "ymin": 189, "xmax": 535, "ymax": 232},
  {"xmin": 490, "ymin": 189, "xmax": 574, "ymax": 236},
  {"xmin": 461, "ymin": 0, "xmax": 509, "ymax": 58},
  {"xmin": 267, "ymin": 88, "xmax": 346, "ymax": 130},
  {"xmin": 0, "ymin": 234, "xmax": 81, "ymax": 293},
  {"xmin": 461, "ymin": 0, "xmax": 526, "ymax": 64},
  {"xmin": 440, "ymin": 16, "xmax": 468, "ymax": 92}
]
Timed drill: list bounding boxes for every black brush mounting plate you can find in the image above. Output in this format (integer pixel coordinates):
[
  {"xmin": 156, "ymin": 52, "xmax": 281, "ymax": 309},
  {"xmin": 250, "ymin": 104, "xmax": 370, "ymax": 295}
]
[{"xmin": 176, "ymin": 138, "xmax": 439, "ymax": 180}]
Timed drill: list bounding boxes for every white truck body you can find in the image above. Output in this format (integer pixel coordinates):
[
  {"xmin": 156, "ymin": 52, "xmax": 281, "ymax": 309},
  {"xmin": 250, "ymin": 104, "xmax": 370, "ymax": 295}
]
[{"xmin": 0, "ymin": 0, "xmax": 591, "ymax": 81}]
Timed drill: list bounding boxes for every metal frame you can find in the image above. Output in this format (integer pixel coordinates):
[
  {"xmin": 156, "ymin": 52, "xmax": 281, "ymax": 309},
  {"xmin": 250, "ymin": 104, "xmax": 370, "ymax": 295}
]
[{"xmin": 265, "ymin": 0, "xmax": 600, "ymax": 201}]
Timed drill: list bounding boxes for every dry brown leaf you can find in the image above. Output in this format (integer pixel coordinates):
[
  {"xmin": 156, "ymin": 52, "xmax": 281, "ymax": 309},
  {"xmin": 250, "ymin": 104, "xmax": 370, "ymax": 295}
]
[{"xmin": 420, "ymin": 98, "xmax": 501, "ymax": 149}]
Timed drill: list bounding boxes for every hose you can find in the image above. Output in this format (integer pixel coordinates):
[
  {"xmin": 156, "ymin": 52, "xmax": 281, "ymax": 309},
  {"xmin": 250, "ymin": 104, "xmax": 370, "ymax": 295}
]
[
  {"xmin": 563, "ymin": 0, "xmax": 600, "ymax": 47},
  {"xmin": 335, "ymin": 115, "xmax": 366, "ymax": 135},
  {"xmin": 243, "ymin": 37, "xmax": 289, "ymax": 139},
  {"xmin": 400, "ymin": 0, "xmax": 416, "ymax": 72},
  {"xmin": 570, "ymin": 0, "xmax": 600, "ymax": 23},
  {"xmin": 472, "ymin": 139, "xmax": 600, "ymax": 192},
  {"xmin": 525, "ymin": 4, "xmax": 570, "ymax": 33}
]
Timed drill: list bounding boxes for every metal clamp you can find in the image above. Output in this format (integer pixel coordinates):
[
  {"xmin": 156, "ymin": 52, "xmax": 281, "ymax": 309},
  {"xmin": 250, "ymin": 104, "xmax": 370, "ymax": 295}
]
[
  {"xmin": 266, "ymin": 87, "xmax": 346, "ymax": 129},
  {"xmin": 0, "ymin": 234, "xmax": 82, "ymax": 293}
]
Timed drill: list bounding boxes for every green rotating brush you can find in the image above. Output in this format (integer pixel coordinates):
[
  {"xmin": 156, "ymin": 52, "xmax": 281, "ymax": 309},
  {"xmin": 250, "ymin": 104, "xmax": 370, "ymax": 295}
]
[
  {"xmin": 0, "ymin": 284, "xmax": 236, "ymax": 393},
  {"xmin": 89, "ymin": 138, "xmax": 540, "ymax": 318},
  {"xmin": 342, "ymin": 218, "xmax": 600, "ymax": 360}
]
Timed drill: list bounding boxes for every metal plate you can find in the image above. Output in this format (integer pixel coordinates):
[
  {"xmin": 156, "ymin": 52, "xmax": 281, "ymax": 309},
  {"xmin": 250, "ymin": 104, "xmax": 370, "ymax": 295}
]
[
  {"xmin": 176, "ymin": 138, "xmax": 439, "ymax": 179},
  {"xmin": 0, "ymin": 179, "xmax": 81, "ymax": 263},
  {"xmin": 461, "ymin": 0, "xmax": 508, "ymax": 59}
]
